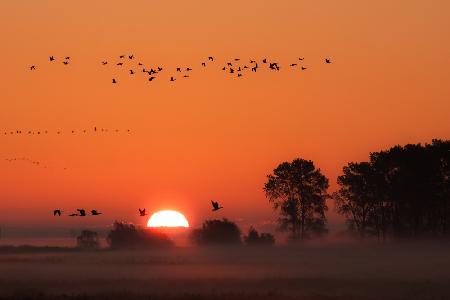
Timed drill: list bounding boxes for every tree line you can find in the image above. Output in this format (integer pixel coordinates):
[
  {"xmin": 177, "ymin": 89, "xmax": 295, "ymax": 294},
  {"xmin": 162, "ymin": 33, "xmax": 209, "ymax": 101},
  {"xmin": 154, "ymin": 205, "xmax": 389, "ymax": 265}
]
[
  {"xmin": 76, "ymin": 139, "xmax": 449, "ymax": 250},
  {"xmin": 265, "ymin": 139, "xmax": 450, "ymax": 241}
]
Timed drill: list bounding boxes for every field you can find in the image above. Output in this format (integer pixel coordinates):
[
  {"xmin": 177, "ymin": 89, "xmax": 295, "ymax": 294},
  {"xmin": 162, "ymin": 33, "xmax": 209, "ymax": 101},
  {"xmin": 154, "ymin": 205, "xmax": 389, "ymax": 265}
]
[{"xmin": 0, "ymin": 242, "xmax": 450, "ymax": 300}]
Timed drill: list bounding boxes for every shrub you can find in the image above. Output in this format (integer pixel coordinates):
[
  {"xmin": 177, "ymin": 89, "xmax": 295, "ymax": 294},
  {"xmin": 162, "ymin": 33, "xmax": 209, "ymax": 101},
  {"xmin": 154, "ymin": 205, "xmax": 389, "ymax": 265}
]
[
  {"xmin": 243, "ymin": 227, "xmax": 275, "ymax": 246},
  {"xmin": 190, "ymin": 219, "xmax": 242, "ymax": 246},
  {"xmin": 76, "ymin": 230, "xmax": 100, "ymax": 250},
  {"xmin": 107, "ymin": 221, "xmax": 173, "ymax": 250}
]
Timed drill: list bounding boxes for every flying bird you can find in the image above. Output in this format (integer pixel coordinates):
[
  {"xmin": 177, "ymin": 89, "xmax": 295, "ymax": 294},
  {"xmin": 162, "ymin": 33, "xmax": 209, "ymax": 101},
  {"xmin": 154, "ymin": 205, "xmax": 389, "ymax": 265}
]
[
  {"xmin": 91, "ymin": 210, "xmax": 102, "ymax": 216},
  {"xmin": 63, "ymin": 61, "xmax": 69, "ymax": 65},
  {"xmin": 65, "ymin": 56, "xmax": 70, "ymax": 60},
  {"xmin": 30, "ymin": 65, "xmax": 36, "ymax": 70},
  {"xmin": 102, "ymin": 61, "xmax": 108, "ymax": 65},
  {"xmin": 149, "ymin": 76, "xmax": 156, "ymax": 81},
  {"xmin": 53, "ymin": 210, "xmax": 62, "ymax": 216},
  {"xmin": 117, "ymin": 62, "xmax": 123, "ymax": 66},
  {"xmin": 68, "ymin": 213, "xmax": 78, "ymax": 217},
  {"xmin": 325, "ymin": 58, "xmax": 331, "ymax": 64},
  {"xmin": 119, "ymin": 55, "xmax": 125, "ymax": 59},
  {"xmin": 77, "ymin": 209, "xmax": 86, "ymax": 216},
  {"xmin": 201, "ymin": 62, "xmax": 206, "ymax": 67},
  {"xmin": 211, "ymin": 200, "xmax": 223, "ymax": 211},
  {"xmin": 176, "ymin": 67, "xmax": 181, "ymax": 72},
  {"xmin": 301, "ymin": 66, "xmax": 307, "ymax": 70},
  {"xmin": 299, "ymin": 57, "xmax": 304, "ymax": 61},
  {"xmin": 128, "ymin": 55, "xmax": 134, "ymax": 59},
  {"xmin": 129, "ymin": 70, "xmax": 134, "ymax": 74},
  {"xmin": 112, "ymin": 78, "xmax": 117, "ymax": 84},
  {"xmin": 139, "ymin": 208, "xmax": 147, "ymax": 216},
  {"xmin": 290, "ymin": 63, "xmax": 297, "ymax": 67},
  {"xmin": 208, "ymin": 56, "xmax": 214, "ymax": 61},
  {"xmin": 170, "ymin": 76, "xmax": 176, "ymax": 82},
  {"xmin": 49, "ymin": 56, "xmax": 55, "ymax": 61}
]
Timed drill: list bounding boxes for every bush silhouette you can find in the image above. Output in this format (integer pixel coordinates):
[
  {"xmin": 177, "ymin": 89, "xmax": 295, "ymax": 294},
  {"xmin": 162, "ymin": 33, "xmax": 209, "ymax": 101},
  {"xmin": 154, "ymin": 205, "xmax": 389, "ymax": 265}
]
[
  {"xmin": 76, "ymin": 230, "xmax": 100, "ymax": 250},
  {"xmin": 190, "ymin": 219, "xmax": 242, "ymax": 246},
  {"xmin": 107, "ymin": 221, "xmax": 173, "ymax": 250},
  {"xmin": 244, "ymin": 227, "xmax": 275, "ymax": 246}
]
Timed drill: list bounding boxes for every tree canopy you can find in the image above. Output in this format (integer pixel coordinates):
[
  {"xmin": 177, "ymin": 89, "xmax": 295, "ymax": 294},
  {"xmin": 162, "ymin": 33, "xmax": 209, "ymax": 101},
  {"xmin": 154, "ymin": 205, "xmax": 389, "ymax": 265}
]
[
  {"xmin": 264, "ymin": 158, "xmax": 329, "ymax": 240},
  {"xmin": 334, "ymin": 139, "xmax": 450, "ymax": 240}
]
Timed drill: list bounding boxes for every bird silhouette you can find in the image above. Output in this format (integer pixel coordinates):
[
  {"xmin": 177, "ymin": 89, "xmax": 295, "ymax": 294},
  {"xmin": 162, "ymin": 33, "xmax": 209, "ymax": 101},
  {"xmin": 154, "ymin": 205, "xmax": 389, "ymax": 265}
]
[
  {"xmin": 77, "ymin": 209, "xmax": 86, "ymax": 216},
  {"xmin": 176, "ymin": 67, "xmax": 181, "ymax": 72},
  {"xmin": 325, "ymin": 58, "xmax": 331, "ymax": 64},
  {"xmin": 211, "ymin": 200, "xmax": 223, "ymax": 211},
  {"xmin": 91, "ymin": 210, "xmax": 102, "ymax": 216},
  {"xmin": 149, "ymin": 76, "xmax": 156, "ymax": 81},
  {"xmin": 119, "ymin": 55, "xmax": 125, "ymax": 59},
  {"xmin": 299, "ymin": 57, "xmax": 304, "ymax": 61},
  {"xmin": 112, "ymin": 78, "xmax": 117, "ymax": 84},
  {"xmin": 30, "ymin": 65, "xmax": 36, "ymax": 70},
  {"xmin": 128, "ymin": 55, "xmax": 134, "ymax": 59},
  {"xmin": 262, "ymin": 58, "xmax": 267, "ymax": 63},
  {"xmin": 183, "ymin": 75, "xmax": 189, "ymax": 78},
  {"xmin": 227, "ymin": 62, "xmax": 233, "ymax": 66},
  {"xmin": 102, "ymin": 61, "xmax": 108, "ymax": 65},
  {"xmin": 68, "ymin": 213, "xmax": 78, "ymax": 217},
  {"xmin": 290, "ymin": 63, "xmax": 297, "ymax": 67},
  {"xmin": 139, "ymin": 208, "xmax": 147, "ymax": 216},
  {"xmin": 186, "ymin": 67, "xmax": 192, "ymax": 71},
  {"xmin": 49, "ymin": 56, "xmax": 55, "ymax": 61},
  {"xmin": 138, "ymin": 62, "xmax": 143, "ymax": 66},
  {"xmin": 63, "ymin": 61, "xmax": 69, "ymax": 65},
  {"xmin": 117, "ymin": 62, "xmax": 123, "ymax": 66},
  {"xmin": 53, "ymin": 210, "xmax": 62, "ymax": 216},
  {"xmin": 170, "ymin": 76, "xmax": 176, "ymax": 82},
  {"xmin": 130, "ymin": 70, "xmax": 134, "ymax": 74},
  {"xmin": 158, "ymin": 67, "xmax": 163, "ymax": 71},
  {"xmin": 65, "ymin": 56, "xmax": 70, "ymax": 60},
  {"xmin": 301, "ymin": 66, "xmax": 307, "ymax": 70},
  {"xmin": 208, "ymin": 56, "xmax": 214, "ymax": 61},
  {"xmin": 201, "ymin": 62, "xmax": 206, "ymax": 67}
]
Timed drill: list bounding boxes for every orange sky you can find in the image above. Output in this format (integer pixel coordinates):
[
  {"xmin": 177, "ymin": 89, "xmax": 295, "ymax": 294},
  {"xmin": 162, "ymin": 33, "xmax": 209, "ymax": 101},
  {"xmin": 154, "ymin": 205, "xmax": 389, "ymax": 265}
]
[{"xmin": 1, "ymin": 1, "xmax": 450, "ymax": 234}]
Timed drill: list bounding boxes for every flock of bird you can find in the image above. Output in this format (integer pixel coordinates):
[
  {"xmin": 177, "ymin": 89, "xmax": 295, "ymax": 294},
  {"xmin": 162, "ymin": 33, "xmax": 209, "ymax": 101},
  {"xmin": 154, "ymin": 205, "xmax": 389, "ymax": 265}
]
[
  {"xmin": 2, "ymin": 127, "xmax": 131, "ymax": 137},
  {"xmin": 53, "ymin": 209, "xmax": 101, "ymax": 217},
  {"xmin": 53, "ymin": 200, "xmax": 223, "ymax": 218},
  {"xmin": 29, "ymin": 54, "xmax": 332, "ymax": 84},
  {"xmin": 5, "ymin": 157, "xmax": 67, "ymax": 170}
]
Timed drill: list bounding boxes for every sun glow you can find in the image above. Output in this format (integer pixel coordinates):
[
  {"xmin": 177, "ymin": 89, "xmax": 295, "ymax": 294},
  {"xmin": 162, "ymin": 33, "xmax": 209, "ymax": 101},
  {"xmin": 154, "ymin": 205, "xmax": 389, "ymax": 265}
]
[{"xmin": 147, "ymin": 210, "xmax": 189, "ymax": 228}]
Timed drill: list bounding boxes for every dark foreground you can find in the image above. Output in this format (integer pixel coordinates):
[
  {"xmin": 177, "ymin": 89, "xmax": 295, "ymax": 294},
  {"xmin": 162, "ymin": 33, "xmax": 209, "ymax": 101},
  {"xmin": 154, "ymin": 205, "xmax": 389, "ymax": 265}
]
[{"xmin": 1, "ymin": 242, "xmax": 449, "ymax": 300}]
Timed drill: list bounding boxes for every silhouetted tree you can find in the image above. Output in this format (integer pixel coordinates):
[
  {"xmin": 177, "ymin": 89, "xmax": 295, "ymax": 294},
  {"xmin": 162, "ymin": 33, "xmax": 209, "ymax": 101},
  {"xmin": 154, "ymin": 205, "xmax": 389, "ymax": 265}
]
[
  {"xmin": 243, "ymin": 227, "xmax": 275, "ymax": 246},
  {"xmin": 264, "ymin": 158, "xmax": 329, "ymax": 240},
  {"xmin": 76, "ymin": 230, "xmax": 100, "ymax": 250},
  {"xmin": 107, "ymin": 221, "xmax": 173, "ymax": 250},
  {"xmin": 190, "ymin": 219, "xmax": 242, "ymax": 245},
  {"xmin": 335, "ymin": 139, "xmax": 450, "ymax": 240}
]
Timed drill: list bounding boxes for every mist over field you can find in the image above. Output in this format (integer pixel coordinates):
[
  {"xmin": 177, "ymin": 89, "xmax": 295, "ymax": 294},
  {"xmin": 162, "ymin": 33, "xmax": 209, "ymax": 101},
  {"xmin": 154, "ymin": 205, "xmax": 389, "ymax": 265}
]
[{"xmin": 1, "ymin": 242, "xmax": 450, "ymax": 300}]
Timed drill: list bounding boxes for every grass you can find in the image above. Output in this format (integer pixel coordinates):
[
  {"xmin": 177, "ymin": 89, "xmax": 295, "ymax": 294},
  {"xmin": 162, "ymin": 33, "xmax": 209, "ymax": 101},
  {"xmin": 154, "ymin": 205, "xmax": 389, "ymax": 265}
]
[{"xmin": 0, "ymin": 243, "xmax": 449, "ymax": 299}]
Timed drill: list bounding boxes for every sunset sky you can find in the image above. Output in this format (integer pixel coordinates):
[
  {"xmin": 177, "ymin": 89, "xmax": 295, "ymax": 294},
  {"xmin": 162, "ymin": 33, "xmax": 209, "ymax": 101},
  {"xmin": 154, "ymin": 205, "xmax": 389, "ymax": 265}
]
[{"xmin": 1, "ymin": 1, "xmax": 449, "ymax": 238}]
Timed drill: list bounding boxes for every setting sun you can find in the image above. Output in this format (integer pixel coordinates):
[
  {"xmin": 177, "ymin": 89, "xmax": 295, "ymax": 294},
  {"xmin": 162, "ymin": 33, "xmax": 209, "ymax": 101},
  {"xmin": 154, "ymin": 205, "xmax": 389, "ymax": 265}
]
[{"xmin": 147, "ymin": 210, "xmax": 189, "ymax": 228}]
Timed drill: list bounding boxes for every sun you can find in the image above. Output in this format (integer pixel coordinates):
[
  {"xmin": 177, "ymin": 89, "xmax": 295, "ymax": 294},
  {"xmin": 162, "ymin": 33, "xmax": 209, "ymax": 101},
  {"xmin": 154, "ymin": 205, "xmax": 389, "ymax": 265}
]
[{"xmin": 147, "ymin": 210, "xmax": 189, "ymax": 228}]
